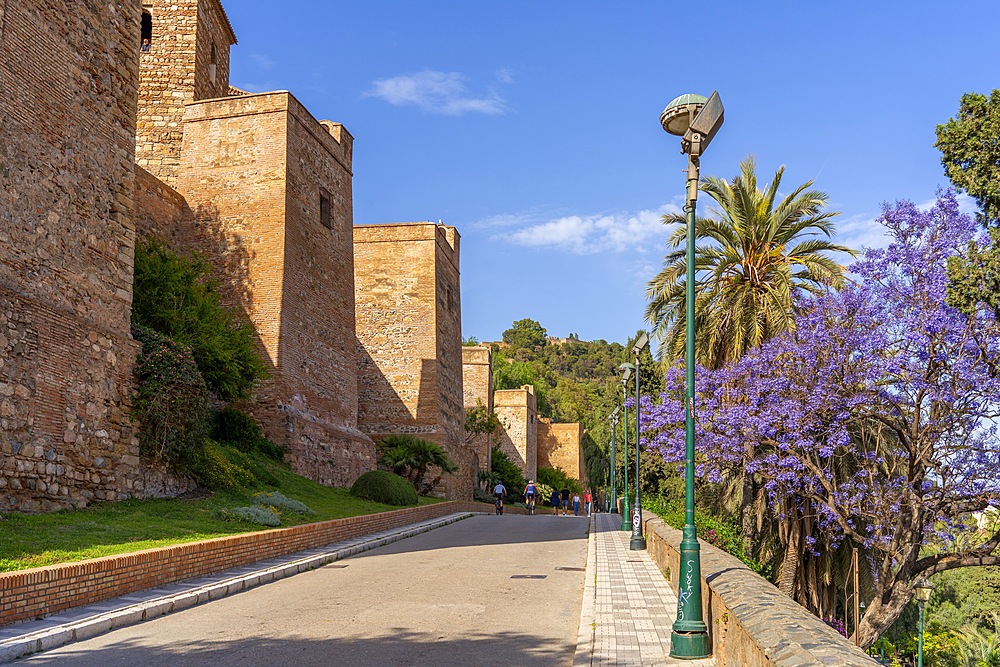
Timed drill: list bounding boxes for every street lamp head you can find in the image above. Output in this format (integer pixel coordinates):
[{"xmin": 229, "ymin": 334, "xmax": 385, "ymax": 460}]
[
  {"xmin": 661, "ymin": 91, "xmax": 725, "ymax": 157},
  {"xmin": 632, "ymin": 331, "xmax": 649, "ymax": 357},
  {"xmin": 914, "ymin": 578, "xmax": 933, "ymax": 603},
  {"xmin": 619, "ymin": 362, "xmax": 635, "ymax": 383},
  {"xmin": 660, "ymin": 94, "xmax": 707, "ymax": 136}
]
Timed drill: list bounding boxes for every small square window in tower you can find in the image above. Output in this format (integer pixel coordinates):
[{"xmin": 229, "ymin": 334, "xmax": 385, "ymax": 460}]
[{"xmin": 319, "ymin": 188, "xmax": 332, "ymax": 229}]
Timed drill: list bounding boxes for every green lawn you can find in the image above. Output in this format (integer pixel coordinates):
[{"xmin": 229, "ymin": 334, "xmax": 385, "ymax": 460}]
[{"xmin": 0, "ymin": 460, "xmax": 444, "ymax": 572}]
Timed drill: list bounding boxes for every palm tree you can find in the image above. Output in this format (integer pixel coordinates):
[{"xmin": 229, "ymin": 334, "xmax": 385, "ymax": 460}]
[
  {"xmin": 645, "ymin": 155, "xmax": 854, "ymax": 370},
  {"xmin": 378, "ymin": 435, "xmax": 458, "ymax": 494}
]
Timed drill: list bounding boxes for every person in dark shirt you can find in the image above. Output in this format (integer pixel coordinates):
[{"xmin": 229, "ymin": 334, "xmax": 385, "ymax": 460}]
[
  {"xmin": 550, "ymin": 489, "xmax": 561, "ymax": 515},
  {"xmin": 560, "ymin": 487, "xmax": 571, "ymax": 516}
]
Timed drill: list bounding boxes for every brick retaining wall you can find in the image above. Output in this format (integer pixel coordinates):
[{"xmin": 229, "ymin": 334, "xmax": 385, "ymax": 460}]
[
  {"xmin": 1, "ymin": 500, "xmax": 497, "ymax": 627},
  {"xmin": 643, "ymin": 516, "xmax": 877, "ymax": 667}
]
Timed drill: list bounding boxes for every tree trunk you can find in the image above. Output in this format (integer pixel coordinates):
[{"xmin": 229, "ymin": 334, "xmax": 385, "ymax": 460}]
[{"xmin": 777, "ymin": 503, "xmax": 802, "ymax": 598}]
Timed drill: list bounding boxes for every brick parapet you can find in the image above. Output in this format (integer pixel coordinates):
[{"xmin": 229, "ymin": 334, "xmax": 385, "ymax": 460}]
[
  {"xmin": 642, "ymin": 516, "xmax": 877, "ymax": 667},
  {"xmin": 0, "ymin": 501, "xmax": 499, "ymax": 628}
]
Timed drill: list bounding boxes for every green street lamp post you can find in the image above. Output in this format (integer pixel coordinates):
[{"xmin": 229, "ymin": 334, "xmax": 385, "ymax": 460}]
[
  {"xmin": 661, "ymin": 90, "xmax": 725, "ymax": 660},
  {"xmin": 608, "ymin": 407, "xmax": 620, "ymax": 514},
  {"xmin": 915, "ymin": 578, "xmax": 932, "ymax": 667},
  {"xmin": 619, "ymin": 363, "xmax": 634, "ymax": 531},
  {"xmin": 630, "ymin": 332, "xmax": 649, "ymax": 550}
]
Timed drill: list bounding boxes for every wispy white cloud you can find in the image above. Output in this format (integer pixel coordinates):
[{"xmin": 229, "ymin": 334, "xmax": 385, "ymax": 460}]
[
  {"xmin": 489, "ymin": 203, "xmax": 683, "ymax": 255},
  {"xmin": 248, "ymin": 54, "xmax": 276, "ymax": 71},
  {"xmin": 365, "ymin": 70, "xmax": 508, "ymax": 115},
  {"xmin": 838, "ymin": 192, "xmax": 980, "ymax": 254},
  {"xmin": 496, "ymin": 67, "xmax": 514, "ymax": 84}
]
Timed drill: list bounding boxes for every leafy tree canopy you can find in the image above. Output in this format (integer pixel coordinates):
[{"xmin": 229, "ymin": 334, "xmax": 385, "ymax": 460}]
[
  {"xmin": 642, "ymin": 191, "xmax": 1000, "ymax": 647},
  {"xmin": 936, "ymin": 89, "xmax": 1000, "ymax": 226},
  {"xmin": 502, "ymin": 318, "xmax": 547, "ymax": 349}
]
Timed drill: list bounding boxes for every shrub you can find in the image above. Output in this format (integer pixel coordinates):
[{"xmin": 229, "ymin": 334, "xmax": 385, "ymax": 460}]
[
  {"xmin": 132, "ymin": 324, "xmax": 211, "ymax": 467},
  {"xmin": 252, "ymin": 491, "xmax": 315, "ymax": 516},
  {"xmin": 189, "ymin": 439, "xmax": 256, "ymax": 490},
  {"xmin": 132, "ymin": 237, "xmax": 268, "ymax": 401},
  {"xmin": 537, "ymin": 466, "xmax": 582, "ymax": 494},
  {"xmin": 490, "ymin": 446, "xmax": 526, "ymax": 495},
  {"xmin": 211, "ymin": 407, "xmax": 285, "ymax": 461},
  {"xmin": 350, "ymin": 470, "xmax": 418, "ymax": 506},
  {"xmin": 221, "ymin": 505, "xmax": 281, "ymax": 527},
  {"xmin": 643, "ymin": 495, "xmax": 770, "ymax": 576},
  {"xmin": 377, "ymin": 435, "xmax": 458, "ymax": 494},
  {"xmin": 223, "ymin": 445, "xmax": 278, "ymax": 487}
]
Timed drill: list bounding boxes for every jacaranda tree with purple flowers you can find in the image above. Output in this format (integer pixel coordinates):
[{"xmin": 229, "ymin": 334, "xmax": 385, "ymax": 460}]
[{"xmin": 642, "ymin": 191, "xmax": 1000, "ymax": 647}]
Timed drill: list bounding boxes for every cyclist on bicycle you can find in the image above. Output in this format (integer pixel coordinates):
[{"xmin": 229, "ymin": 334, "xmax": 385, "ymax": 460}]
[
  {"xmin": 493, "ymin": 481, "xmax": 507, "ymax": 514},
  {"xmin": 523, "ymin": 480, "xmax": 537, "ymax": 514}
]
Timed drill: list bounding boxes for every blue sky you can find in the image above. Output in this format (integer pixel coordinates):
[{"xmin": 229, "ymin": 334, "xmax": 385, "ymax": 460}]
[{"xmin": 225, "ymin": 1, "xmax": 998, "ymax": 345}]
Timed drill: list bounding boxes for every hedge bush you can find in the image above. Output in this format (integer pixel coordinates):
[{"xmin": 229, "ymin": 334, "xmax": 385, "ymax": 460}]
[
  {"xmin": 350, "ymin": 470, "xmax": 418, "ymax": 506},
  {"xmin": 131, "ymin": 324, "xmax": 211, "ymax": 467},
  {"xmin": 189, "ymin": 439, "xmax": 256, "ymax": 490}
]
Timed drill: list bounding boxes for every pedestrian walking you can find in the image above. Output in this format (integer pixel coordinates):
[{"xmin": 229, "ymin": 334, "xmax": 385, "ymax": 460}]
[
  {"xmin": 584, "ymin": 490, "xmax": 592, "ymax": 516},
  {"xmin": 573, "ymin": 493, "xmax": 581, "ymax": 516},
  {"xmin": 560, "ymin": 487, "xmax": 570, "ymax": 516},
  {"xmin": 550, "ymin": 489, "xmax": 561, "ymax": 514}
]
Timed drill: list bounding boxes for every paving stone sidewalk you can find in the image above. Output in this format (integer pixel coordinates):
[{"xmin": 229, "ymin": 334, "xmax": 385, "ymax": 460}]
[
  {"xmin": 0, "ymin": 511, "xmax": 479, "ymax": 664},
  {"xmin": 575, "ymin": 512, "xmax": 715, "ymax": 667}
]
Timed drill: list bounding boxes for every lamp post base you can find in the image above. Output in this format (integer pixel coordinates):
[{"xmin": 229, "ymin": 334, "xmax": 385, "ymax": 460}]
[
  {"xmin": 669, "ymin": 631, "xmax": 711, "ymax": 659},
  {"xmin": 629, "ymin": 535, "xmax": 647, "ymax": 550}
]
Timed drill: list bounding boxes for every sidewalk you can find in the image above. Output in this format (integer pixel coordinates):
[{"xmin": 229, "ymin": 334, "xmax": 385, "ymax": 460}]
[
  {"xmin": 574, "ymin": 512, "xmax": 716, "ymax": 667},
  {"xmin": 0, "ymin": 512, "xmax": 477, "ymax": 664}
]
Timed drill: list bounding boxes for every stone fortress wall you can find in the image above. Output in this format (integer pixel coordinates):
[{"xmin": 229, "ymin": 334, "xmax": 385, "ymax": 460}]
[
  {"xmin": 537, "ymin": 419, "xmax": 586, "ymax": 487},
  {"xmin": 493, "ymin": 386, "xmax": 538, "ymax": 482},
  {"xmin": 1, "ymin": 0, "xmax": 478, "ymax": 508},
  {"xmin": 461, "ymin": 346, "xmax": 493, "ymax": 473},
  {"xmin": 0, "ymin": 0, "xmax": 194, "ymax": 510},
  {"xmin": 354, "ymin": 223, "xmax": 476, "ymax": 499}
]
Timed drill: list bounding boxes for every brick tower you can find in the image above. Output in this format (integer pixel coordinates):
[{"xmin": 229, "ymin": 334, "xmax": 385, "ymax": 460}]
[{"xmin": 135, "ymin": 0, "xmax": 237, "ymax": 185}]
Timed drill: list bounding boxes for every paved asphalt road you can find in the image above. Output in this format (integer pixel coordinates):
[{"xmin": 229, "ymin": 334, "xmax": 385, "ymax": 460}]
[{"xmin": 17, "ymin": 513, "xmax": 590, "ymax": 667}]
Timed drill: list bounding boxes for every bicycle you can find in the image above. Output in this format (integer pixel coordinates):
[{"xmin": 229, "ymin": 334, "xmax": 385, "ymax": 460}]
[
  {"xmin": 525, "ymin": 494, "xmax": 536, "ymax": 515},
  {"xmin": 494, "ymin": 494, "xmax": 504, "ymax": 515}
]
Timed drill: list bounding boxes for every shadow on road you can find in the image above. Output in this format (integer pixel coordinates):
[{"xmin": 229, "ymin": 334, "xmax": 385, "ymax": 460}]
[
  {"xmin": 17, "ymin": 628, "xmax": 574, "ymax": 666},
  {"xmin": 350, "ymin": 513, "xmax": 592, "ymax": 559}
]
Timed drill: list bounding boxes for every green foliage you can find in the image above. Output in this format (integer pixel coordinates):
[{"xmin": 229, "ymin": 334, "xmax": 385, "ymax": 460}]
[
  {"xmin": 377, "ymin": 435, "xmax": 458, "ymax": 494},
  {"xmin": 537, "ymin": 466, "xmax": 582, "ymax": 494},
  {"xmin": 935, "ymin": 89, "xmax": 1000, "ymax": 225},
  {"xmin": 188, "ymin": 439, "xmax": 257, "ymax": 490},
  {"xmin": 465, "ymin": 401, "xmax": 502, "ymax": 446},
  {"xmin": 929, "ymin": 566, "xmax": 1000, "ymax": 630},
  {"xmin": 221, "ymin": 505, "xmax": 282, "ymax": 527},
  {"xmin": 132, "ymin": 237, "xmax": 268, "ymax": 401},
  {"xmin": 211, "ymin": 407, "xmax": 284, "ymax": 460},
  {"xmin": 947, "ymin": 226, "xmax": 1000, "ymax": 322},
  {"xmin": 643, "ymin": 495, "xmax": 771, "ymax": 577},
  {"xmin": 645, "ymin": 155, "xmax": 853, "ymax": 369},
  {"xmin": 131, "ymin": 324, "xmax": 211, "ymax": 467},
  {"xmin": 490, "ymin": 446, "xmax": 526, "ymax": 495},
  {"xmin": 502, "ymin": 318, "xmax": 547, "ymax": 349},
  {"xmin": 252, "ymin": 491, "xmax": 316, "ymax": 516},
  {"xmin": 350, "ymin": 470, "xmax": 419, "ymax": 506},
  {"xmin": 463, "ymin": 336, "xmax": 480, "ymax": 346}
]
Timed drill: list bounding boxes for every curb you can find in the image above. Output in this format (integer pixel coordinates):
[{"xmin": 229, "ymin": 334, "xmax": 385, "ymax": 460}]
[
  {"xmin": 0, "ymin": 511, "xmax": 482, "ymax": 664},
  {"xmin": 572, "ymin": 513, "xmax": 597, "ymax": 667}
]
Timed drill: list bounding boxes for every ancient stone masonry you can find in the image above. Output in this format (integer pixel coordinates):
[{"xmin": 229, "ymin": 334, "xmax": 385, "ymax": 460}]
[
  {"xmin": 135, "ymin": 0, "xmax": 236, "ymax": 186},
  {"xmin": 493, "ymin": 385, "xmax": 538, "ymax": 482},
  {"xmin": 537, "ymin": 419, "xmax": 586, "ymax": 486},
  {"xmin": 461, "ymin": 345, "xmax": 493, "ymax": 473},
  {"xmin": 354, "ymin": 224, "xmax": 476, "ymax": 499},
  {"xmin": 0, "ymin": 0, "xmax": 193, "ymax": 510}
]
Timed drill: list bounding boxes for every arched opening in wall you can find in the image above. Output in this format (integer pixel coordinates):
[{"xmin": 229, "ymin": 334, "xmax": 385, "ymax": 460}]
[
  {"xmin": 209, "ymin": 43, "xmax": 218, "ymax": 84},
  {"xmin": 140, "ymin": 11, "xmax": 152, "ymax": 51}
]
